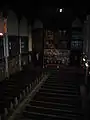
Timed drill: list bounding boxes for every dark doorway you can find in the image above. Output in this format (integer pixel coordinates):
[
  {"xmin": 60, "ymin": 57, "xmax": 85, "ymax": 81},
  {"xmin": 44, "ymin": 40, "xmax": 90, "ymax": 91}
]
[{"xmin": 70, "ymin": 50, "xmax": 81, "ymax": 66}]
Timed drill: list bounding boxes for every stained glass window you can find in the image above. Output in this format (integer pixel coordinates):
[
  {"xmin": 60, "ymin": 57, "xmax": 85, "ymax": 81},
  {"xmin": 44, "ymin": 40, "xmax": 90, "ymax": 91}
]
[{"xmin": 71, "ymin": 40, "xmax": 82, "ymax": 49}]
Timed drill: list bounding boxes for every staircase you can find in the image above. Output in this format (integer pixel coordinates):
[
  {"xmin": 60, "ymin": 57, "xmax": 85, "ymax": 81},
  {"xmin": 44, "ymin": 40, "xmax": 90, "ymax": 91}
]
[{"xmin": 17, "ymin": 68, "xmax": 84, "ymax": 120}]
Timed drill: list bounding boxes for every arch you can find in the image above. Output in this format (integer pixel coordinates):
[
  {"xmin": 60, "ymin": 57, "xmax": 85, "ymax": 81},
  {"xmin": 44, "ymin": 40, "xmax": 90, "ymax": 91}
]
[
  {"xmin": 7, "ymin": 10, "xmax": 18, "ymax": 36},
  {"xmin": 20, "ymin": 16, "xmax": 28, "ymax": 36},
  {"xmin": 33, "ymin": 19, "xmax": 43, "ymax": 30},
  {"xmin": 72, "ymin": 18, "xmax": 82, "ymax": 28}
]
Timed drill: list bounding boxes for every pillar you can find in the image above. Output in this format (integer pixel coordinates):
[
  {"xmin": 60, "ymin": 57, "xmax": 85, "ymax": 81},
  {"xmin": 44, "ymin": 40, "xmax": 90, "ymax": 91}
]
[
  {"xmin": 19, "ymin": 16, "xmax": 28, "ymax": 67},
  {"xmin": 7, "ymin": 10, "xmax": 19, "ymax": 75},
  {"xmin": 28, "ymin": 24, "xmax": 32, "ymax": 62}
]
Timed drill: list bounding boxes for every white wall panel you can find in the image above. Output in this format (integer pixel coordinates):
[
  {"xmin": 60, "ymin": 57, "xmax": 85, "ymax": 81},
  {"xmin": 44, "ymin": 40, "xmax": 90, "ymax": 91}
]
[
  {"xmin": 7, "ymin": 10, "xmax": 18, "ymax": 36},
  {"xmin": 20, "ymin": 17, "xmax": 28, "ymax": 36}
]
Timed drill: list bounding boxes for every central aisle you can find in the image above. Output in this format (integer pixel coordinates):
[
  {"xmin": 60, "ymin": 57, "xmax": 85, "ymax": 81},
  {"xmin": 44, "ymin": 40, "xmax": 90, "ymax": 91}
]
[{"xmin": 16, "ymin": 68, "xmax": 84, "ymax": 120}]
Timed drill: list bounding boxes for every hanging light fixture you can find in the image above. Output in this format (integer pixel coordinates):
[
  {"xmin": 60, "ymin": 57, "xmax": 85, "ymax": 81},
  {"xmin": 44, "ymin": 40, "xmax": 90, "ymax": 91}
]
[
  {"xmin": 60, "ymin": 9, "xmax": 63, "ymax": 12},
  {"xmin": 56, "ymin": 8, "xmax": 63, "ymax": 13}
]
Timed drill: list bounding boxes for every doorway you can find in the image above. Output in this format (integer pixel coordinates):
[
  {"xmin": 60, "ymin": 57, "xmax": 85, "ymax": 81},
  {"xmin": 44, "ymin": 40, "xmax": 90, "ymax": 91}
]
[{"xmin": 70, "ymin": 50, "xmax": 81, "ymax": 66}]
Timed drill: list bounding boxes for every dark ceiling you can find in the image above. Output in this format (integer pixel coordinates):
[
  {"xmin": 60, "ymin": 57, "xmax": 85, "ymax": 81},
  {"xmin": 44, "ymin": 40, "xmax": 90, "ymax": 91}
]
[
  {"xmin": 0, "ymin": 3, "xmax": 88, "ymax": 18},
  {"xmin": 0, "ymin": 3, "xmax": 89, "ymax": 29}
]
